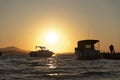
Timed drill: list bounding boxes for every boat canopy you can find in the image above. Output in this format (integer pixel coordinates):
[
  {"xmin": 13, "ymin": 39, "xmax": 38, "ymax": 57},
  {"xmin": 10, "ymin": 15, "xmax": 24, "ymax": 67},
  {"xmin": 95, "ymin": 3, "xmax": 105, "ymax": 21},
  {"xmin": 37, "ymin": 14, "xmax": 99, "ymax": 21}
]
[{"xmin": 78, "ymin": 40, "xmax": 99, "ymax": 45}]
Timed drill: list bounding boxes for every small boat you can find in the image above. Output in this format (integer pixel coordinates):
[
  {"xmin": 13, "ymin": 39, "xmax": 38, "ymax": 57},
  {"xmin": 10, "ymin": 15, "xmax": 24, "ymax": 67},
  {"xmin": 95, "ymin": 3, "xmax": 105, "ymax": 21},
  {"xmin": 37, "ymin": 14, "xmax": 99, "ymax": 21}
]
[
  {"xmin": 29, "ymin": 46, "xmax": 54, "ymax": 57},
  {"xmin": 75, "ymin": 40, "xmax": 101, "ymax": 59}
]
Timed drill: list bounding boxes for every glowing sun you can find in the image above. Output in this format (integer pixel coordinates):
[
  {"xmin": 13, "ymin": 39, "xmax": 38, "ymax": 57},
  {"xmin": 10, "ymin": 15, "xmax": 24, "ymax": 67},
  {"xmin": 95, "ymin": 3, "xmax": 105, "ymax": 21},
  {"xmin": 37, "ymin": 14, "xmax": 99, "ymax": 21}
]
[{"xmin": 45, "ymin": 32, "xmax": 58, "ymax": 44}]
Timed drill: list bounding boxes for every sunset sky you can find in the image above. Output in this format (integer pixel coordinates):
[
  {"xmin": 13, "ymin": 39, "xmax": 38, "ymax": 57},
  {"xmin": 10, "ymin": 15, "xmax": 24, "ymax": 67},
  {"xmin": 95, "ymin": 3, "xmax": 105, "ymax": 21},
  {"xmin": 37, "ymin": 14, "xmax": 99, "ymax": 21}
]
[{"xmin": 0, "ymin": 0, "xmax": 120, "ymax": 53}]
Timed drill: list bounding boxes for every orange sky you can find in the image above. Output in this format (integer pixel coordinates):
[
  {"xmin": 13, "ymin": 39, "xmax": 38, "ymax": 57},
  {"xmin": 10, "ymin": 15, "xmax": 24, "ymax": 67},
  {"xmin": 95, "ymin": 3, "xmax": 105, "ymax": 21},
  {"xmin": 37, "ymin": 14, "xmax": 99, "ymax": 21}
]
[{"xmin": 0, "ymin": 0, "xmax": 120, "ymax": 53}]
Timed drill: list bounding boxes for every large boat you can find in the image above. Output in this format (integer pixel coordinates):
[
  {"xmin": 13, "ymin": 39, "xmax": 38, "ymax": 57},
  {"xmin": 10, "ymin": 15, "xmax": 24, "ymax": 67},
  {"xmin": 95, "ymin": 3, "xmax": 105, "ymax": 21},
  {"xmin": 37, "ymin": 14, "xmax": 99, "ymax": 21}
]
[
  {"xmin": 75, "ymin": 40, "xmax": 101, "ymax": 59},
  {"xmin": 29, "ymin": 46, "xmax": 54, "ymax": 57},
  {"xmin": 75, "ymin": 39, "xmax": 120, "ymax": 60}
]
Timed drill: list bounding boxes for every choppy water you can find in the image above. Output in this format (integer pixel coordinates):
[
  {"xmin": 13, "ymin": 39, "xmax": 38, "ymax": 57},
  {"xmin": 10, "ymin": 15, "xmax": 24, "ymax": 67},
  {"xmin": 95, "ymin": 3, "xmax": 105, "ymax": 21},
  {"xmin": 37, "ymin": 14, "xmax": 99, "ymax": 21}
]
[{"xmin": 0, "ymin": 54, "xmax": 120, "ymax": 80}]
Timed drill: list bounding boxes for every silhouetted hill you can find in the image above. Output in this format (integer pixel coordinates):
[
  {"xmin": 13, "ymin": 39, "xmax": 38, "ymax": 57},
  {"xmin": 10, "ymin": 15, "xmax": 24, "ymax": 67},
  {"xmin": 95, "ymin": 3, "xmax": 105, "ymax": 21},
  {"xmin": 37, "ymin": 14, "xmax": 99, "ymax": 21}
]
[{"xmin": 0, "ymin": 46, "xmax": 30, "ymax": 55}]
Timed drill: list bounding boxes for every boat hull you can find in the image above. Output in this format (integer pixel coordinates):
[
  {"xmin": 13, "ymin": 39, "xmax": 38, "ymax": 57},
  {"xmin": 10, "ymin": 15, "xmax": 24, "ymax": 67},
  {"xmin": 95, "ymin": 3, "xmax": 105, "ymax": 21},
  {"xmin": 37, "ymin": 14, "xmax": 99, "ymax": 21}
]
[
  {"xmin": 75, "ymin": 50, "xmax": 101, "ymax": 60},
  {"xmin": 101, "ymin": 53, "xmax": 120, "ymax": 59},
  {"xmin": 75, "ymin": 52, "xmax": 120, "ymax": 60},
  {"xmin": 29, "ymin": 50, "xmax": 54, "ymax": 57}
]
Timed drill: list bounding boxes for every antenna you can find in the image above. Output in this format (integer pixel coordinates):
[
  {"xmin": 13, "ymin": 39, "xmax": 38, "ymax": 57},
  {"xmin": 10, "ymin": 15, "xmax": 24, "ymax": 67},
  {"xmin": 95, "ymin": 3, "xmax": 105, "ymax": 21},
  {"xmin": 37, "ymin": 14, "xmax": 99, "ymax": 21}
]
[
  {"xmin": 88, "ymin": 31, "xmax": 89, "ymax": 39},
  {"xmin": 87, "ymin": 27, "xmax": 90, "ymax": 39}
]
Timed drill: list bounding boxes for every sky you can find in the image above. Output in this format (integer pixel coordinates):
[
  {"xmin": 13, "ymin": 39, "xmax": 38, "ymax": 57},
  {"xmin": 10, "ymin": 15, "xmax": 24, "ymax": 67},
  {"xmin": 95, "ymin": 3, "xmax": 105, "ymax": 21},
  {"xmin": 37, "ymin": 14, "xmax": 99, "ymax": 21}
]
[{"xmin": 0, "ymin": 0, "xmax": 120, "ymax": 53}]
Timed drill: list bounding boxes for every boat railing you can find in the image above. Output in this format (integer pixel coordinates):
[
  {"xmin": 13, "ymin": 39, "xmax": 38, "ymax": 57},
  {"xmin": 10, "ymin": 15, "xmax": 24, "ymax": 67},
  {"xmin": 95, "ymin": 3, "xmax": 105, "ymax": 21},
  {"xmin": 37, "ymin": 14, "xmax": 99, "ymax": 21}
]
[{"xmin": 35, "ymin": 46, "xmax": 46, "ymax": 50}]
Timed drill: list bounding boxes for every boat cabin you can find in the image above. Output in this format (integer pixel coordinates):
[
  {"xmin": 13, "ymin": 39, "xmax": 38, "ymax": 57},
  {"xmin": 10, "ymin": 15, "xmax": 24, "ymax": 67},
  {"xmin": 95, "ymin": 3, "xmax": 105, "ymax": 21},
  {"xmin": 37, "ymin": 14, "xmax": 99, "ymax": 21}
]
[
  {"xmin": 75, "ymin": 40, "xmax": 101, "ymax": 59},
  {"xmin": 77, "ymin": 40, "xmax": 99, "ymax": 50}
]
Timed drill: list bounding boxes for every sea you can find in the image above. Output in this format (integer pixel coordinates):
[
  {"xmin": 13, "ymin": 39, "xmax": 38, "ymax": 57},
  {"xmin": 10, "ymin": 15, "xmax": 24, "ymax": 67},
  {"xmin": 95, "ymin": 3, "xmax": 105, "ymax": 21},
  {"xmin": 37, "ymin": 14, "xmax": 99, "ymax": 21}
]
[{"xmin": 0, "ymin": 54, "xmax": 120, "ymax": 80}]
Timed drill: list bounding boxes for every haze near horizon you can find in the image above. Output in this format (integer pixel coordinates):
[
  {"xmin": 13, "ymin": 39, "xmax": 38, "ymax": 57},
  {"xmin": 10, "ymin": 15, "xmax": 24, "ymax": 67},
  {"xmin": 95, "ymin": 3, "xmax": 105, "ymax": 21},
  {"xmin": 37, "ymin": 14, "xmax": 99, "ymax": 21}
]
[{"xmin": 0, "ymin": 0, "xmax": 120, "ymax": 53}]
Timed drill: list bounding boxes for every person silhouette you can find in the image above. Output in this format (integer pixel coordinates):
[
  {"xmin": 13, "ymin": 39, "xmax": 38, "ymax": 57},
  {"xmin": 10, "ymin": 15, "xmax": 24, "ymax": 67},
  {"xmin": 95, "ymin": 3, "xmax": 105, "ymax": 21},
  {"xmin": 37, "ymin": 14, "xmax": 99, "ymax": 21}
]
[
  {"xmin": 0, "ymin": 51, "xmax": 2, "ymax": 56},
  {"xmin": 109, "ymin": 44, "xmax": 115, "ymax": 53}
]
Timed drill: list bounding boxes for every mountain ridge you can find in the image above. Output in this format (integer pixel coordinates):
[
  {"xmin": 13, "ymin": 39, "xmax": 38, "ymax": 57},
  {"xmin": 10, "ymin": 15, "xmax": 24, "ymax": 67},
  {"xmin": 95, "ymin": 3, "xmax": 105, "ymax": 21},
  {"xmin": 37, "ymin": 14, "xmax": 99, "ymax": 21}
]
[{"xmin": 0, "ymin": 46, "xmax": 30, "ymax": 55}]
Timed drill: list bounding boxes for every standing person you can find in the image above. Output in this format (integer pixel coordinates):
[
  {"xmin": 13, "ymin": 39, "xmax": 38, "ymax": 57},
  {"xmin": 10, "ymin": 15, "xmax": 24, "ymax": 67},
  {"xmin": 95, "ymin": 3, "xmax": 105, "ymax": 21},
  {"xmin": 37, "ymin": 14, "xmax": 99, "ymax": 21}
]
[
  {"xmin": 109, "ymin": 44, "xmax": 115, "ymax": 53},
  {"xmin": 0, "ymin": 51, "xmax": 2, "ymax": 56}
]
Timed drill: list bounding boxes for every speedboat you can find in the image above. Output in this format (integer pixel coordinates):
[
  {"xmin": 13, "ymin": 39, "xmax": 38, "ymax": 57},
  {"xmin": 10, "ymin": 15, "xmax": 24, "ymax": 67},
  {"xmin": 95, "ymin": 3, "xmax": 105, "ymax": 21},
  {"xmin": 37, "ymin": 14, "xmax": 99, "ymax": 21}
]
[{"xmin": 29, "ymin": 46, "xmax": 54, "ymax": 57}]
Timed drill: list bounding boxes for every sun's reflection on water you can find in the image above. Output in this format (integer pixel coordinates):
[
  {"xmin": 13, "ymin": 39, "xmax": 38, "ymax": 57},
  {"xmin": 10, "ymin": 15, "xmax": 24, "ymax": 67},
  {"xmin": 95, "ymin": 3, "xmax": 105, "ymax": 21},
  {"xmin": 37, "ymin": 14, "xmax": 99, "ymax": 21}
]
[{"xmin": 46, "ymin": 57, "xmax": 57, "ymax": 69}]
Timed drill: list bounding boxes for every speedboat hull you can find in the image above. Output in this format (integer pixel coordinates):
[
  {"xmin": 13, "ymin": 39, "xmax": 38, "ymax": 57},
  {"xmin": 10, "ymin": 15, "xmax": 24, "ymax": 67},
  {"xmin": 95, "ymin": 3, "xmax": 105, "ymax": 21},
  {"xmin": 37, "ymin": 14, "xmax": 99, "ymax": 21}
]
[{"xmin": 29, "ymin": 50, "xmax": 54, "ymax": 57}]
